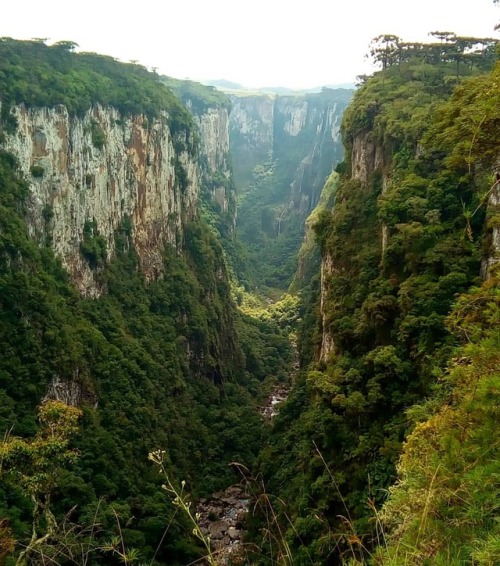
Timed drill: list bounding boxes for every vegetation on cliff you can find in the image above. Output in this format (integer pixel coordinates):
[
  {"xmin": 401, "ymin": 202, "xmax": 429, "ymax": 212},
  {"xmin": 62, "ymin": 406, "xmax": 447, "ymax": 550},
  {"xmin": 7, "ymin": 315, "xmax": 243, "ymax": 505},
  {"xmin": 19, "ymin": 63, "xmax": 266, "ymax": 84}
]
[
  {"xmin": 160, "ymin": 77, "xmax": 231, "ymax": 114},
  {"xmin": 0, "ymin": 30, "xmax": 499, "ymax": 566},
  {"xmin": 0, "ymin": 40, "xmax": 292, "ymax": 565},
  {"xmin": 254, "ymin": 35, "xmax": 500, "ymax": 564},
  {"xmin": 0, "ymin": 38, "xmax": 195, "ymax": 150}
]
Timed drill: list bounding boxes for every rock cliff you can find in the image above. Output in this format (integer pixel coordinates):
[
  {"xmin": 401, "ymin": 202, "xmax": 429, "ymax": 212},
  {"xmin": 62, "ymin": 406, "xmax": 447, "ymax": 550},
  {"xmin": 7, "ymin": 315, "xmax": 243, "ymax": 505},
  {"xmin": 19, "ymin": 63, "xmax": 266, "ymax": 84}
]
[
  {"xmin": 230, "ymin": 89, "xmax": 350, "ymax": 215},
  {"xmin": 2, "ymin": 102, "xmax": 198, "ymax": 296},
  {"xmin": 318, "ymin": 131, "xmax": 388, "ymax": 361},
  {"xmin": 192, "ymin": 105, "xmax": 236, "ymax": 230},
  {"xmin": 160, "ymin": 78, "xmax": 237, "ymax": 234},
  {"xmin": 230, "ymin": 88, "xmax": 353, "ymax": 288}
]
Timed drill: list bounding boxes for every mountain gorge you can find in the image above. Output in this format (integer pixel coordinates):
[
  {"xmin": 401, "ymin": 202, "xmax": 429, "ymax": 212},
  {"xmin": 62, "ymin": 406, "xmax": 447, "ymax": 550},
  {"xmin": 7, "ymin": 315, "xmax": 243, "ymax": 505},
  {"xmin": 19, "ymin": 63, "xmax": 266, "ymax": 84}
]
[
  {"xmin": 0, "ymin": 31, "xmax": 499, "ymax": 566},
  {"xmin": 229, "ymin": 89, "xmax": 352, "ymax": 290},
  {"xmin": 0, "ymin": 39, "xmax": 291, "ymax": 565},
  {"xmin": 256, "ymin": 33, "xmax": 500, "ymax": 565}
]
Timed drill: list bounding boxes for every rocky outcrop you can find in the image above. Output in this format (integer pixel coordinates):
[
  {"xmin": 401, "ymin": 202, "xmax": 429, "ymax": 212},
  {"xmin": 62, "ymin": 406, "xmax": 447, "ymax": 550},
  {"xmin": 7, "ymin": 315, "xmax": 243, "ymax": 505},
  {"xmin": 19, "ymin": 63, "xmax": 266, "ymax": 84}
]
[
  {"xmin": 2, "ymin": 103, "xmax": 198, "ymax": 296},
  {"xmin": 350, "ymin": 130, "xmax": 386, "ymax": 186},
  {"xmin": 319, "ymin": 251, "xmax": 335, "ymax": 362},
  {"xmin": 43, "ymin": 372, "xmax": 97, "ymax": 408},
  {"xmin": 350, "ymin": 130, "xmax": 391, "ymax": 252}
]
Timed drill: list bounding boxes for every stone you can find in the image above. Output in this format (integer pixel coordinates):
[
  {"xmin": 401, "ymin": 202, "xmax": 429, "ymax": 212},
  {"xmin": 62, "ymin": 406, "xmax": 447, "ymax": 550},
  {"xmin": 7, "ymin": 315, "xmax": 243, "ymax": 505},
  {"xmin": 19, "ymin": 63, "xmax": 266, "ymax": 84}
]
[{"xmin": 208, "ymin": 520, "xmax": 229, "ymax": 539}]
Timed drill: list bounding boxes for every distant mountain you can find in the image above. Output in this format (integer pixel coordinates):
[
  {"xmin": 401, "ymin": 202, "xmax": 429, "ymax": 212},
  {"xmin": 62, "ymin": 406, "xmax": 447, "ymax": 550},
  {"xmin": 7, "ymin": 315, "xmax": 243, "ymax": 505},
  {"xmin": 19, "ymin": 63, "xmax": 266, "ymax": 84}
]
[
  {"xmin": 202, "ymin": 79, "xmax": 356, "ymax": 95},
  {"xmin": 203, "ymin": 79, "xmax": 244, "ymax": 90},
  {"xmin": 321, "ymin": 82, "xmax": 356, "ymax": 90}
]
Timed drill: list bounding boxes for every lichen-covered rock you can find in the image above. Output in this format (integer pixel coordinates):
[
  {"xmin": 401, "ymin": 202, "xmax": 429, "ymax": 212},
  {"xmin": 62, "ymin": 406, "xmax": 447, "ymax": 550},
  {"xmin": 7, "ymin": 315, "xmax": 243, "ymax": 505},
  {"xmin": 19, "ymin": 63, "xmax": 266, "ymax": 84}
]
[{"xmin": 3, "ymin": 103, "xmax": 199, "ymax": 296}]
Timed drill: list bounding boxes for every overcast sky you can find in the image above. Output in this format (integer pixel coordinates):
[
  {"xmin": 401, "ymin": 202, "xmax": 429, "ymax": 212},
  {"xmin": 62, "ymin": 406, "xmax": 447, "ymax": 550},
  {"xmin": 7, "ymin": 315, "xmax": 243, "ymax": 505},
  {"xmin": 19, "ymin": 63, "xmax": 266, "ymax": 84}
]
[{"xmin": 1, "ymin": 0, "xmax": 498, "ymax": 89}]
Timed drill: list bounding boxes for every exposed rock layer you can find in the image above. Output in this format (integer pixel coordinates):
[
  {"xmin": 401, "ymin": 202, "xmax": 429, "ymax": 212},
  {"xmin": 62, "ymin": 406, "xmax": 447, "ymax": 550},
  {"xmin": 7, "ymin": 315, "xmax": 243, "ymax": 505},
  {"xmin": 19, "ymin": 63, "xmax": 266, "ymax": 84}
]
[{"xmin": 3, "ymin": 103, "xmax": 198, "ymax": 295}]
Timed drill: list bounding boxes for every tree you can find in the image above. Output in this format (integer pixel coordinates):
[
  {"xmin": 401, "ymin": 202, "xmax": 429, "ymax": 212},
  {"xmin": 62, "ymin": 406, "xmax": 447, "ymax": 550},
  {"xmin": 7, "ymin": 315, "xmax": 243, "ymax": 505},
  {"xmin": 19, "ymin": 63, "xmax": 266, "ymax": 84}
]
[
  {"xmin": 0, "ymin": 401, "xmax": 82, "ymax": 565},
  {"xmin": 369, "ymin": 34, "xmax": 400, "ymax": 71}
]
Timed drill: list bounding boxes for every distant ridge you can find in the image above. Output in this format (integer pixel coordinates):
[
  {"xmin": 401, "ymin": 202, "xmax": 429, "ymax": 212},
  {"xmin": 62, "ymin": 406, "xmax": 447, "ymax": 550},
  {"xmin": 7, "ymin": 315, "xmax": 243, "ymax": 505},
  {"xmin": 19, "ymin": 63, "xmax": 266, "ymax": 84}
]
[{"xmin": 201, "ymin": 79, "xmax": 355, "ymax": 95}]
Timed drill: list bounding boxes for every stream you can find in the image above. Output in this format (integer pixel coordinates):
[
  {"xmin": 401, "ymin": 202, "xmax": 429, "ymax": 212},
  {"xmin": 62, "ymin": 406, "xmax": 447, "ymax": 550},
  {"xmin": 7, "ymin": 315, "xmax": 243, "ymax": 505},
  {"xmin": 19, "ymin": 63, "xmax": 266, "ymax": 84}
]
[
  {"xmin": 197, "ymin": 344, "xmax": 298, "ymax": 563},
  {"xmin": 196, "ymin": 385, "xmax": 291, "ymax": 563}
]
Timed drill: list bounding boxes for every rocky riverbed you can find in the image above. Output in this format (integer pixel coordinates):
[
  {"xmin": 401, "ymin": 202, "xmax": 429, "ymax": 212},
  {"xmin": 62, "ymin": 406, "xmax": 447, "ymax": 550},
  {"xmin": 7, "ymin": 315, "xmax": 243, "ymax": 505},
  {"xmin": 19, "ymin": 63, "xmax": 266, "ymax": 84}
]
[
  {"xmin": 197, "ymin": 484, "xmax": 250, "ymax": 564},
  {"xmin": 197, "ymin": 344, "xmax": 297, "ymax": 563},
  {"xmin": 259, "ymin": 385, "xmax": 289, "ymax": 419}
]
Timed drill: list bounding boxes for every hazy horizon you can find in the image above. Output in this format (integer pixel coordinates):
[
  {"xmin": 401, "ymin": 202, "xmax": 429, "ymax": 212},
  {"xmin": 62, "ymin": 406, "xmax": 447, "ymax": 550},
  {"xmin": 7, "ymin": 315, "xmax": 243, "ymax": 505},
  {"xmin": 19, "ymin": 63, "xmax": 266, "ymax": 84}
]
[{"xmin": 1, "ymin": 0, "xmax": 498, "ymax": 89}]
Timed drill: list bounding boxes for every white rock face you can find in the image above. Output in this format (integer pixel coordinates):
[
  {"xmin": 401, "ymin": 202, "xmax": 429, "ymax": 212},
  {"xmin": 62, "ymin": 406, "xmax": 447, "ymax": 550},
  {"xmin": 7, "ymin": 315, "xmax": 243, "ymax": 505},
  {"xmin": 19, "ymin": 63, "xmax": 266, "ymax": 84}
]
[
  {"xmin": 194, "ymin": 106, "xmax": 234, "ymax": 217},
  {"xmin": 282, "ymin": 100, "xmax": 308, "ymax": 136},
  {"xmin": 196, "ymin": 106, "xmax": 230, "ymax": 173},
  {"xmin": 2, "ymin": 103, "xmax": 199, "ymax": 296},
  {"xmin": 230, "ymin": 95, "xmax": 274, "ymax": 147}
]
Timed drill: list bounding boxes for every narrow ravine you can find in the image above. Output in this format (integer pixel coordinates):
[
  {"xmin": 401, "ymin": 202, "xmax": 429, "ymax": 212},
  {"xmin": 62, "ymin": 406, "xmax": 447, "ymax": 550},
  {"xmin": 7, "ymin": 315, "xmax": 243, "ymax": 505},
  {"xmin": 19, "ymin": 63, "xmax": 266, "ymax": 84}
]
[{"xmin": 197, "ymin": 336, "xmax": 299, "ymax": 563}]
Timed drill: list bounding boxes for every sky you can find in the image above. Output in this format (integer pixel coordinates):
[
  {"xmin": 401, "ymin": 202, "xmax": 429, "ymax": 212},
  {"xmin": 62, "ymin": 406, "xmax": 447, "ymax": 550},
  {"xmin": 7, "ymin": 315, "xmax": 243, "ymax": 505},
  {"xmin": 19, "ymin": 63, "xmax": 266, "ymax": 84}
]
[{"xmin": 1, "ymin": 0, "xmax": 499, "ymax": 89}]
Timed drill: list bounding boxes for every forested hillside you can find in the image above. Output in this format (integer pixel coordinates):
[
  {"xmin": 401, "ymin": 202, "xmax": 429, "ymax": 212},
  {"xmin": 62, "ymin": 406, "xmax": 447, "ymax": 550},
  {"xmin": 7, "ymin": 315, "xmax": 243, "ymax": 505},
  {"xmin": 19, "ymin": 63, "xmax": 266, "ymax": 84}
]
[
  {"xmin": 0, "ymin": 30, "xmax": 499, "ymax": 566},
  {"xmin": 255, "ymin": 33, "xmax": 500, "ymax": 565},
  {"xmin": 0, "ymin": 39, "xmax": 292, "ymax": 565}
]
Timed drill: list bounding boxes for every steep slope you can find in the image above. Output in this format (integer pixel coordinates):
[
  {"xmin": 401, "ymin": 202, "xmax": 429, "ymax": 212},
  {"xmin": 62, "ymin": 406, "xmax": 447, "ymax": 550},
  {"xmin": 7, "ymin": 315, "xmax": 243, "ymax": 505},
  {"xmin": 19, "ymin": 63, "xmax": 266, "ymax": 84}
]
[
  {"xmin": 255, "ymin": 37, "xmax": 499, "ymax": 564},
  {"xmin": 0, "ymin": 39, "xmax": 292, "ymax": 566},
  {"xmin": 160, "ymin": 77, "xmax": 236, "ymax": 240},
  {"xmin": 2, "ymin": 102, "xmax": 198, "ymax": 296},
  {"xmin": 229, "ymin": 89, "xmax": 353, "ymax": 290}
]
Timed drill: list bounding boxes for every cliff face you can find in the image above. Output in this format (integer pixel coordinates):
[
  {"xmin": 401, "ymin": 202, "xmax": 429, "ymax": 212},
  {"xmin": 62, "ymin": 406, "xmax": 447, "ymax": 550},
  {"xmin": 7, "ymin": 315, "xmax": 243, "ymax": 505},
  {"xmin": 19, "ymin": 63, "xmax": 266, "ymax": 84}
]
[
  {"xmin": 2, "ymin": 103, "xmax": 198, "ymax": 296},
  {"xmin": 318, "ymin": 131, "xmax": 388, "ymax": 362},
  {"xmin": 230, "ymin": 89, "xmax": 352, "ymax": 288},
  {"xmin": 192, "ymin": 105, "xmax": 236, "ymax": 226},
  {"xmin": 350, "ymin": 130, "xmax": 386, "ymax": 186},
  {"xmin": 229, "ymin": 95, "xmax": 275, "ymax": 186},
  {"xmin": 230, "ymin": 90, "xmax": 350, "ymax": 215},
  {"xmin": 159, "ymin": 78, "xmax": 237, "ymax": 233}
]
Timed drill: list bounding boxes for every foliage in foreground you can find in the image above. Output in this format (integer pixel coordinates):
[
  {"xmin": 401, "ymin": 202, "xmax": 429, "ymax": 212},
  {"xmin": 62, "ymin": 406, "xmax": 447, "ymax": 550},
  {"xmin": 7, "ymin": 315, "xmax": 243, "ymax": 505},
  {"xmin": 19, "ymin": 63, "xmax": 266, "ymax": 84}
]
[{"xmin": 376, "ymin": 273, "xmax": 500, "ymax": 565}]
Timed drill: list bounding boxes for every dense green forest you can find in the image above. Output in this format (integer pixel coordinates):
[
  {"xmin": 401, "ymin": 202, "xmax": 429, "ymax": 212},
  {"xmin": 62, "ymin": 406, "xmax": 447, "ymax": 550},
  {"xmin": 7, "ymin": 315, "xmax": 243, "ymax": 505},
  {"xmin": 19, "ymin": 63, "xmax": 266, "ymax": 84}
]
[
  {"xmin": 0, "ymin": 30, "xmax": 499, "ymax": 566},
  {"xmin": 253, "ymin": 33, "xmax": 500, "ymax": 565},
  {"xmin": 0, "ymin": 40, "xmax": 292, "ymax": 565}
]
